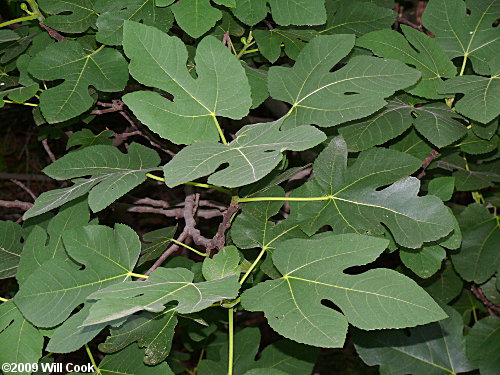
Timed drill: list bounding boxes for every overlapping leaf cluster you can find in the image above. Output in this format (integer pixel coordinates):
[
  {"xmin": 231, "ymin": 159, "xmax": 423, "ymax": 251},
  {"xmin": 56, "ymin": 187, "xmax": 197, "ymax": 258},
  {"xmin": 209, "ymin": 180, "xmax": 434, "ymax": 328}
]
[{"xmin": 0, "ymin": 0, "xmax": 498, "ymax": 374}]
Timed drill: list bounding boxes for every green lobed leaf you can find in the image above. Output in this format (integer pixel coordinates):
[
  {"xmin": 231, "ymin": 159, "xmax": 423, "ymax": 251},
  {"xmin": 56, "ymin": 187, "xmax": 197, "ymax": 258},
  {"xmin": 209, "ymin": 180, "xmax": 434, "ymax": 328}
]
[
  {"xmin": 163, "ymin": 118, "xmax": 325, "ymax": 188},
  {"xmin": 243, "ymin": 63, "xmax": 269, "ymax": 109},
  {"xmin": 354, "ymin": 306, "xmax": 476, "ymax": 375},
  {"xmin": 171, "ymin": 0, "xmax": 222, "ymax": 38},
  {"xmin": 29, "ymin": 41, "xmax": 128, "ymax": 123},
  {"xmin": 99, "ymin": 308, "xmax": 177, "ymax": 365},
  {"xmin": 202, "ymin": 246, "xmax": 241, "ymax": 281},
  {"xmin": 232, "ymin": 0, "xmax": 327, "ymax": 26},
  {"xmin": 357, "ymin": 25, "xmax": 457, "ymax": 99},
  {"xmin": 199, "ymin": 327, "xmax": 318, "ymax": 375},
  {"xmin": 428, "ymin": 176, "xmax": 455, "ymax": 201},
  {"xmin": 23, "ymin": 143, "xmax": 160, "ymax": 219},
  {"xmin": 0, "ymin": 302, "xmax": 44, "ymax": 375},
  {"xmin": 122, "ymin": 21, "xmax": 252, "ymax": 145},
  {"xmin": 439, "ymin": 58, "xmax": 500, "ymax": 124},
  {"xmin": 45, "ymin": 304, "xmax": 110, "ymax": 354},
  {"xmin": 137, "ymin": 226, "xmax": 178, "ymax": 266},
  {"xmin": 15, "ymin": 224, "xmax": 142, "ymax": 327},
  {"xmin": 288, "ymin": 137, "xmax": 455, "ymax": 248},
  {"xmin": 320, "ymin": 0, "xmax": 394, "ymax": 36},
  {"xmin": 66, "ymin": 129, "xmax": 114, "ymax": 149},
  {"xmin": 39, "ymin": 0, "xmax": 98, "ymax": 33},
  {"xmin": 466, "ymin": 316, "xmax": 500, "ymax": 375},
  {"xmin": 268, "ymin": 34, "xmax": 421, "ymax": 129},
  {"xmin": 422, "ymin": 0, "xmax": 500, "ymax": 75},
  {"xmin": 241, "ymin": 233, "xmax": 447, "ymax": 347},
  {"xmin": 17, "ymin": 197, "xmax": 91, "ymax": 285},
  {"xmin": 95, "ymin": 0, "xmax": 173, "ymax": 45},
  {"xmin": 420, "ymin": 261, "xmax": 463, "ymax": 304},
  {"xmin": 400, "ymin": 244, "xmax": 446, "ymax": 279},
  {"xmin": 339, "ymin": 96, "xmax": 467, "ymax": 151},
  {"xmin": 253, "ymin": 29, "xmax": 318, "ymax": 63},
  {"xmin": 0, "ymin": 220, "xmax": 22, "ymax": 279},
  {"xmin": 451, "ymin": 203, "xmax": 500, "ymax": 284},
  {"xmin": 83, "ymin": 269, "xmax": 240, "ymax": 326},
  {"xmin": 92, "ymin": 344, "xmax": 174, "ymax": 375}
]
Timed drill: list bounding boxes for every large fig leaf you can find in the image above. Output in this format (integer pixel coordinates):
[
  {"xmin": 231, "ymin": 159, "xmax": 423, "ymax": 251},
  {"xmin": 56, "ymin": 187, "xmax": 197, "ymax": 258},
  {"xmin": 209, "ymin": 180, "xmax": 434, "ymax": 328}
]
[
  {"xmin": 15, "ymin": 224, "xmax": 141, "ymax": 327},
  {"xmin": 163, "ymin": 118, "xmax": 325, "ymax": 188},
  {"xmin": 122, "ymin": 21, "xmax": 252, "ymax": 145},
  {"xmin": 95, "ymin": 0, "xmax": 173, "ymax": 45},
  {"xmin": 288, "ymin": 137, "xmax": 455, "ymax": 248},
  {"xmin": 451, "ymin": 203, "xmax": 500, "ymax": 283},
  {"xmin": 0, "ymin": 220, "xmax": 22, "ymax": 279},
  {"xmin": 354, "ymin": 306, "xmax": 476, "ymax": 375},
  {"xmin": 357, "ymin": 25, "xmax": 457, "ymax": 99},
  {"xmin": 423, "ymin": 0, "xmax": 500, "ymax": 75},
  {"xmin": 28, "ymin": 41, "xmax": 128, "ymax": 123},
  {"xmin": 23, "ymin": 143, "xmax": 160, "ymax": 219},
  {"xmin": 268, "ymin": 34, "xmax": 421, "ymax": 129},
  {"xmin": 83, "ymin": 269, "xmax": 240, "ymax": 326},
  {"xmin": 38, "ymin": 0, "xmax": 98, "ymax": 33},
  {"xmin": 241, "ymin": 233, "xmax": 447, "ymax": 347},
  {"xmin": 0, "ymin": 302, "xmax": 44, "ymax": 374}
]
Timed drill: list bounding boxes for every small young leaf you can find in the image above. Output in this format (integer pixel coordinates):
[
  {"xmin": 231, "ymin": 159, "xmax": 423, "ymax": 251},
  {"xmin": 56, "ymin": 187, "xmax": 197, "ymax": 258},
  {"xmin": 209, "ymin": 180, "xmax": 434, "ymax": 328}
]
[
  {"xmin": 428, "ymin": 177, "xmax": 455, "ymax": 201},
  {"xmin": 253, "ymin": 29, "xmax": 318, "ymax": 63},
  {"xmin": 232, "ymin": 0, "xmax": 327, "ymax": 26},
  {"xmin": 400, "ymin": 244, "xmax": 446, "ymax": 279},
  {"xmin": 171, "ymin": 0, "xmax": 222, "ymax": 38},
  {"xmin": 202, "ymin": 246, "xmax": 241, "ymax": 281},
  {"xmin": 241, "ymin": 233, "xmax": 447, "ymax": 347},
  {"xmin": 163, "ymin": 118, "xmax": 325, "ymax": 188}
]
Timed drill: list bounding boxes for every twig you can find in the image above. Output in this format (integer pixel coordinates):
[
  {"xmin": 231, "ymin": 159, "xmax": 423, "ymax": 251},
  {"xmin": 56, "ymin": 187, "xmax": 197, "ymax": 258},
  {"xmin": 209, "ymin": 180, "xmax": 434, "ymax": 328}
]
[
  {"xmin": 207, "ymin": 202, "xmax": 239, "ymax": 252},
  {"xmin": 0, "ymin": 173, "xmax": 51, "ymax": 181},
  {"xmin": 397, "ymin": 16, "xmax": 424, "ymax": 32},
  {"xmin": 41, "ymin": 139, "xmax": 56, "ymax": 163},
  {"xmin": 127, "ymin": 205, "xmax": 222, "ymax": 219},
  {"xmin": 471, "ymin": 284, "xmax": 500, "ymax": 317},
  {"xmin": 417, "ymin": 150, "xmax": 439, "ymax": 179},
  {"xmin": 0, "ymin": 200, "xmax": 33, "ymax": 210},
  {"xmin": 183, "ymin": 187, "xmax": 212, "ymax": 248},
  {"xmin": 39, "ymin": 23, "xmax": 66, "ymax": 42},
  {"xmin": 90, "ymin": 100, "xmax": 124, "ymax": 115},
  {"xmin": 10, "ymin": 179, "xmax": 37, "ymax": 200}
]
